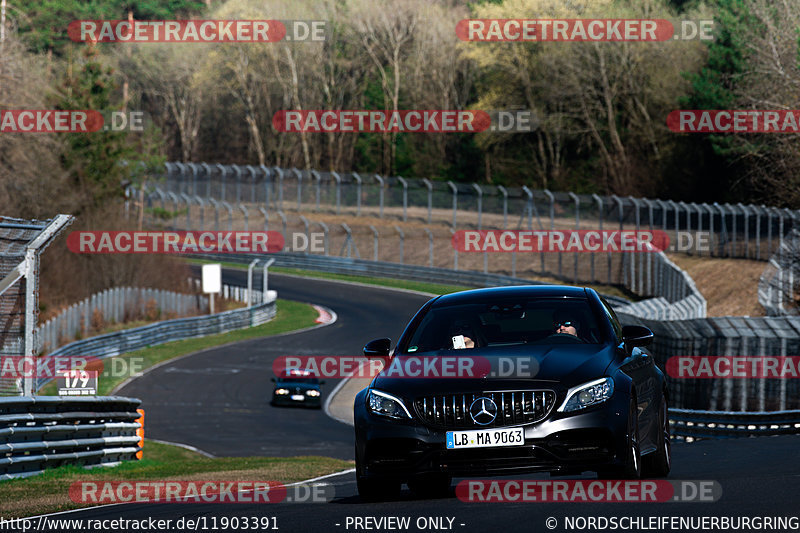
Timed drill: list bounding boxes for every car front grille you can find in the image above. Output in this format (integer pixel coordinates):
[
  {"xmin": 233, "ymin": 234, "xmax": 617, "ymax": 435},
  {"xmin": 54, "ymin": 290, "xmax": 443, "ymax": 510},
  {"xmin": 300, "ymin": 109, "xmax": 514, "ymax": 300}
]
[{"xmin": 413, "ymin": 390, "xmax": 556, "ymax": 429}]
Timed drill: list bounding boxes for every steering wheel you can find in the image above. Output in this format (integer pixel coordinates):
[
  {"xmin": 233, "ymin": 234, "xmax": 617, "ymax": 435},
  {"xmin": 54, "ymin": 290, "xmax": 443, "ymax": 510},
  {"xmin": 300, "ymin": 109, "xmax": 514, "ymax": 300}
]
[{"xmin": 546, "ymin": 332, "xmax": 586, "ymax": 343}]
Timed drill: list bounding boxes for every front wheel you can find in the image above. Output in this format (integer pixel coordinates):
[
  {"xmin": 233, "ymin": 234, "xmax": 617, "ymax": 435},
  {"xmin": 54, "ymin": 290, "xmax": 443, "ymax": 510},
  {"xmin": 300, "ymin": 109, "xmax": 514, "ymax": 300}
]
[
  {"xmin": 643, "ymin": 393, "xmax": 671, "ymax": 477},
  {"xmin": 599, "ymin": 396, "xmax": 641, "ymax": 479},
  {"xmin": 355, "ymin": 445, "xmax": 401, "ymax": 502}
]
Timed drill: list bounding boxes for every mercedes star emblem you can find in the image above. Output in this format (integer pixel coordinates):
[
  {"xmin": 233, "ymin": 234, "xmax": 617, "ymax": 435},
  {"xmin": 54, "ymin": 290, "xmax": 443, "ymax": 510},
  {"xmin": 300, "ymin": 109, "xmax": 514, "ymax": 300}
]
[{"xmin": 469, "ymin": 397, "xmax": 498, "ymax": 425}]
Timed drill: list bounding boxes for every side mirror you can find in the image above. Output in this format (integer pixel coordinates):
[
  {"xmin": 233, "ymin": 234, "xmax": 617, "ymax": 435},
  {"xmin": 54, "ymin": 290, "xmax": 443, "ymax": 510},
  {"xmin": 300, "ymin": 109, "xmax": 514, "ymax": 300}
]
[
  {"xmin": 621, "ymin": 325, "xmax": 654, "ymax": 348},
  {"xmin": 363, "ymin": 338, "xmax": 391, "ymax": 358},
  {"xmin": 270, "ymin": 377, "xmax": 276, "ymax": 383},
  {"xmin": 319, "ymin": 380, "xmax": 326, "ymax": 385}
]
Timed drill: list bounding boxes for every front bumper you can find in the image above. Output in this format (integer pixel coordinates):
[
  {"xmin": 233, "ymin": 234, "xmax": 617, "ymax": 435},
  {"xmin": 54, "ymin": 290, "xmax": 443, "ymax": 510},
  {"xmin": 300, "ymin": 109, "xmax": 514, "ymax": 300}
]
[
  {"xmin": 271, "ymin": 394, "xmax": 321, "ymax": 408},
  {"xmin": 355, "ymin": 394, "xmax": 630, "ymax": 479}
]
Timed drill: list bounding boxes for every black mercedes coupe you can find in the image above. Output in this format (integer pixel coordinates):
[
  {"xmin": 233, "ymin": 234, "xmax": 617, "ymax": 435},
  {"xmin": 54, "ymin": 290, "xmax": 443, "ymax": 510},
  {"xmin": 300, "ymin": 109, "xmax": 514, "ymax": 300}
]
[{"xmin": 353, "ymin": 285, "xmax": 670, "ymax": 500}]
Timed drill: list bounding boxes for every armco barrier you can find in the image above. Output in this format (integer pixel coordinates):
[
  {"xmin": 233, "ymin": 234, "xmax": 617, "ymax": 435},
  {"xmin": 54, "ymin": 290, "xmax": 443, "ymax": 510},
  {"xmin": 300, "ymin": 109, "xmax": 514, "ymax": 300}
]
[
  {"xmin": 0, "ymin": 396, "xmax": 142, "ymax": 480},
  {"xmin": 670, "ymin": 408, "xmax": 800, "ymax": 440},
  {"xmin": 34, "ymin": 291, "xmax": 277, "ymax": 392}
]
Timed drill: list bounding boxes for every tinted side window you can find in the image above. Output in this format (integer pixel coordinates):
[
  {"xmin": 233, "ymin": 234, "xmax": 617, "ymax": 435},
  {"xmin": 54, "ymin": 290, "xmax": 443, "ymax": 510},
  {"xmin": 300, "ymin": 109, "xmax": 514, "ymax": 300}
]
[{"xmin": 600, "ymin": 298, "xmax": 622, "ymax": 342}]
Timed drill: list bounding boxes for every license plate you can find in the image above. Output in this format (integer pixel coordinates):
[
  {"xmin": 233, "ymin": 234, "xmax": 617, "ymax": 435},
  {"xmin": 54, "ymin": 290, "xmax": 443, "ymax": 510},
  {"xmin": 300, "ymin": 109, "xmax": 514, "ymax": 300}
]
[
  {"xmin": 446, "ymin": 427, "xmax": 524, "ymax": 449},
  {"xmin": 290, "ymin": 394, "xmax": 305, "ymax": 401}
]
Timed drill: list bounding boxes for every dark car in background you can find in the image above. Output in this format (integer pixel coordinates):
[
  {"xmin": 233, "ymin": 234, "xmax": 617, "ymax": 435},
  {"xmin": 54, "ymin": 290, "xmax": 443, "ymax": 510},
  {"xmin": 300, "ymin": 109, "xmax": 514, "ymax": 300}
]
[
  {"xmin": 271, "ymin": 370, "xmax": 325, "ymax": 408},
  {"xmin": 354, "ymin": 285, "xmax": 670, "ymax": 501}
]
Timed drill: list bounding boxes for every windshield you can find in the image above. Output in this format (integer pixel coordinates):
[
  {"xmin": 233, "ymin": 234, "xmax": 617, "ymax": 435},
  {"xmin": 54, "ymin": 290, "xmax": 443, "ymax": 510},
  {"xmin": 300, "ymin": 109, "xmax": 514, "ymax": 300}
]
[
  {"xmin": 401, "ymin": 297, "xmax": 603, "ymax": 353},
  {"xmin": 275, "ymin": 378, "xmax": 320, "ymax": 386}
]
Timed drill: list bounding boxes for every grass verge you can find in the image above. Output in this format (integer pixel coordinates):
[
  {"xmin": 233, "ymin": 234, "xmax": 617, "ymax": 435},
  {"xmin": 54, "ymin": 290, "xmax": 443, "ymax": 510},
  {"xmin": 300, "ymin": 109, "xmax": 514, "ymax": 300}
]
[
  {"xmin": 0, "ymin": 439, "xmax": 353, "ymax": 519},
  {"xmin": 38, "ymin": 299, "xmax": 318, "ymax": 396}
]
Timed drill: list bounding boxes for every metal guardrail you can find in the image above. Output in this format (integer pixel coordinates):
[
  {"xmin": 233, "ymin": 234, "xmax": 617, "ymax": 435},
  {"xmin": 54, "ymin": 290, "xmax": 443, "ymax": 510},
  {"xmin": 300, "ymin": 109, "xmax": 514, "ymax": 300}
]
[
  {"xmin": 0, "ymin": 396, "xmax": 142, "ymax": 480},
  {"xmin": 670, "ymin": 408, "xmax": 800, "ymax": 440},
  {"xmin": 34, "ymin": 292, "xmax": 277, "ymax": 392}
]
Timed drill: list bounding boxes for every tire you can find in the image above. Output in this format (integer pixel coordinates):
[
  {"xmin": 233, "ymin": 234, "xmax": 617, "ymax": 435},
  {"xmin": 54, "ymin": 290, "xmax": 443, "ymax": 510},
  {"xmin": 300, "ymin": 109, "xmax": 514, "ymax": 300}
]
[
  {"xmin": 355, "ymin": 445, "xmax": 401, "ymax": 502},
  {"xmin": 643, "ymin": 393, "xmax": 671, "ymax": 477},
  {"xmin": 407, "ymin": 473, "xmax": 452, "ymax": 499},
  {"xmin": 599, "ymin": 396, "xmax": 641, "ymax": 479}
]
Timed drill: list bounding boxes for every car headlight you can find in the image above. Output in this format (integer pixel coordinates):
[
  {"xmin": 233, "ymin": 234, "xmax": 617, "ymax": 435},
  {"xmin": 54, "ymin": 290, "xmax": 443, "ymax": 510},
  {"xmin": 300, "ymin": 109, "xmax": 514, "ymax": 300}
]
[
  {"xmin": 306, "ymin": 390, "xmax": 321, "ymax": 397},
  {"xmin": 557, "ymin": 377, "xmax": 614, "ymax": 413},
  {"xmin": 367, "ymin": 389, "xmax": 412, "ymax": 419},
  {"xmin": 275, "ymin": 388, "xmax": 290, "ymax": 395}
]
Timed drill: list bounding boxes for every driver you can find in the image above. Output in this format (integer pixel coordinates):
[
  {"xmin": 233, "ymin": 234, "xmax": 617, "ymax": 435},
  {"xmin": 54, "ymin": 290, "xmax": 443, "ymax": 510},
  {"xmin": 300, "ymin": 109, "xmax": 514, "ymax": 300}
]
[{"xmin": 553, "ymin": 313, "xmax": 580, "ymax": 337}]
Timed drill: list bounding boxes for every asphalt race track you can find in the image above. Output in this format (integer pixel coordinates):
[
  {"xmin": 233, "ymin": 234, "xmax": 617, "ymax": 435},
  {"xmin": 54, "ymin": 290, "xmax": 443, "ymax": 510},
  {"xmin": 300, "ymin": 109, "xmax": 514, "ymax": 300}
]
[
  {"xmin": 39, "ymin": 270, "xmax": 800, "ymax": 532},
  {"xmin": 116, "ymin": 268, "xmax": 431, "ymax": 458}
]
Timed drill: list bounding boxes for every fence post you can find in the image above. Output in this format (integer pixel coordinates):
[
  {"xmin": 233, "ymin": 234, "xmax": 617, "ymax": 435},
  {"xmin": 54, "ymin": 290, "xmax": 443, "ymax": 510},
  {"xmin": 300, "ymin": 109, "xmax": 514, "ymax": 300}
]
[
  {"xmin": 276, "ymin": 211, "xmax": 288, "ymax": 250},
  {"xmin": 259, "ymin": 206, "xmax": 269, "ymax": 231},
  {"xmin": 738, "ymin": 203, "xmax": 749, "ymax": 258},
  {"xmin": 423, "ymin": 228, "xmax": 434, "ymax": 267},
  {"xmin": 398, "ymin": 176, "xmax": 408, "ymax": 222},
  {"xmin": 311, "ymin": 170, "xmax": 322, "ymax": 211},
  {"xmin": 394, "ymin": 225, "xmax": 404, "ymax": 264},
  {"xmin": 422, "ymin": 178, "xmax": 433, "ymax": 224},
  {"xmin": 447, "ymin": 181, "xmax": 458, "ymax": 229},
  {"xmin": 167, "ymin": 192, "xmax": 180, "ymax": 231},
  {"xmin": 180, "ymin": 193, "xmax": 192, "ymax": 230},
  {"xmin": 247, "ymin": 259, "xmax": 258, "ymax": 307},
  {"xmin": 239, "ymin": 204, "xmax": 249, "ymax": 231},
  {"xmin": 221, "ymin": 201, "xmax": 234, "ymax": 231},
  {"xmin": 187, "ymin": 162, "xmax": 199, "ymax": 197},
  {"xmin": 193, "ymin": 195, "xmax": 206, "ymax": 231},
  {"xmin": 543, "ymin": 189, "xmax": 555, "ymax": 275},
  {"xmin": 592, "ymin": 193, "xmax": 603, "ymax": 284},
  {"xmin": 214, "ymin": 163, "xmax": 227, "ymax": 202},
  {"xmin": 331, "ymin": 171, "xmax": 342, "ymax": 215},
  {"xmin": 568, "ymin": 192, "xmax": 580, "ymax": 284},
  {"xmin": 352, "ymin": 172, "xmax": 362, "ymax": 216},
  {"xmin": 246, "ymin": 165, "xmax": 258, "ymax": 203},
  {"xmin": 451, "ymin": 228, "xmax": 458, "ymax": 270},
  {"xmin": 374, "ymin": 175, "xmax": 385, "ymax": 218},
  {"xmin": 292, "ymin": 168, "xmax": 303, "ymax": 210},
  {"xmin": 472, "ymin": 183, "xmax": 483, "ymax": 230},
  {"xmin": 200, "ymin": 162, "xmax": 211, "ymax": 199},
  {"xmin": 341, "ymin": 223, "xmax": 357, "ymax": 258},
  {"xmin": 208, "ymin": 199, "xmax": 220, "ymax": 231},
  {"xmin": 262, "ymin": 257, "xmax": 275, "ymax": 296},
  {"xmin": 232, "ymin": 165, "xmax": 242, "ymax": 204},
  {"xmin": 369, "ymin": 225, "xmax": 379, "ymax": 261},
  {"xmin": 299, "ymin": 215, "xmax": 310, "ymax": 255},
  {"xmin": 317, "ymin": 221, "xmax": 329, "ymax": 255},
  {"xmin": 497, "ymin": 185, "xmax": 508, "ymax": 229},
  {"xmin": 612, "ymin": 195, "xmax": 625, "ymax": 286},
  {"xmin": 273, "ymin": 167, "xmax": 284, "ymax": 212}
]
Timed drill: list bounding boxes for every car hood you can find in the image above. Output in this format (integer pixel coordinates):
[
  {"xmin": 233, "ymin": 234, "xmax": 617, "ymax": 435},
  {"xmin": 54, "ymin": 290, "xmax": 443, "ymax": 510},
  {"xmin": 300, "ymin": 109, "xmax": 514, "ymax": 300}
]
[{"xmin": 370, "ymin": 343, "xmax": 615, "ymax": 397}]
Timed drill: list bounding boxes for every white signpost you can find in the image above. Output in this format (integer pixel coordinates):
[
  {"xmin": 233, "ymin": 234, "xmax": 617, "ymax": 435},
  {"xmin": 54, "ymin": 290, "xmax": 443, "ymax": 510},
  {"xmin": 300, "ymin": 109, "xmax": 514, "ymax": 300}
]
[{"xmin": 202, "ymin": 263, "xmax": 221, "ymax": 314}]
